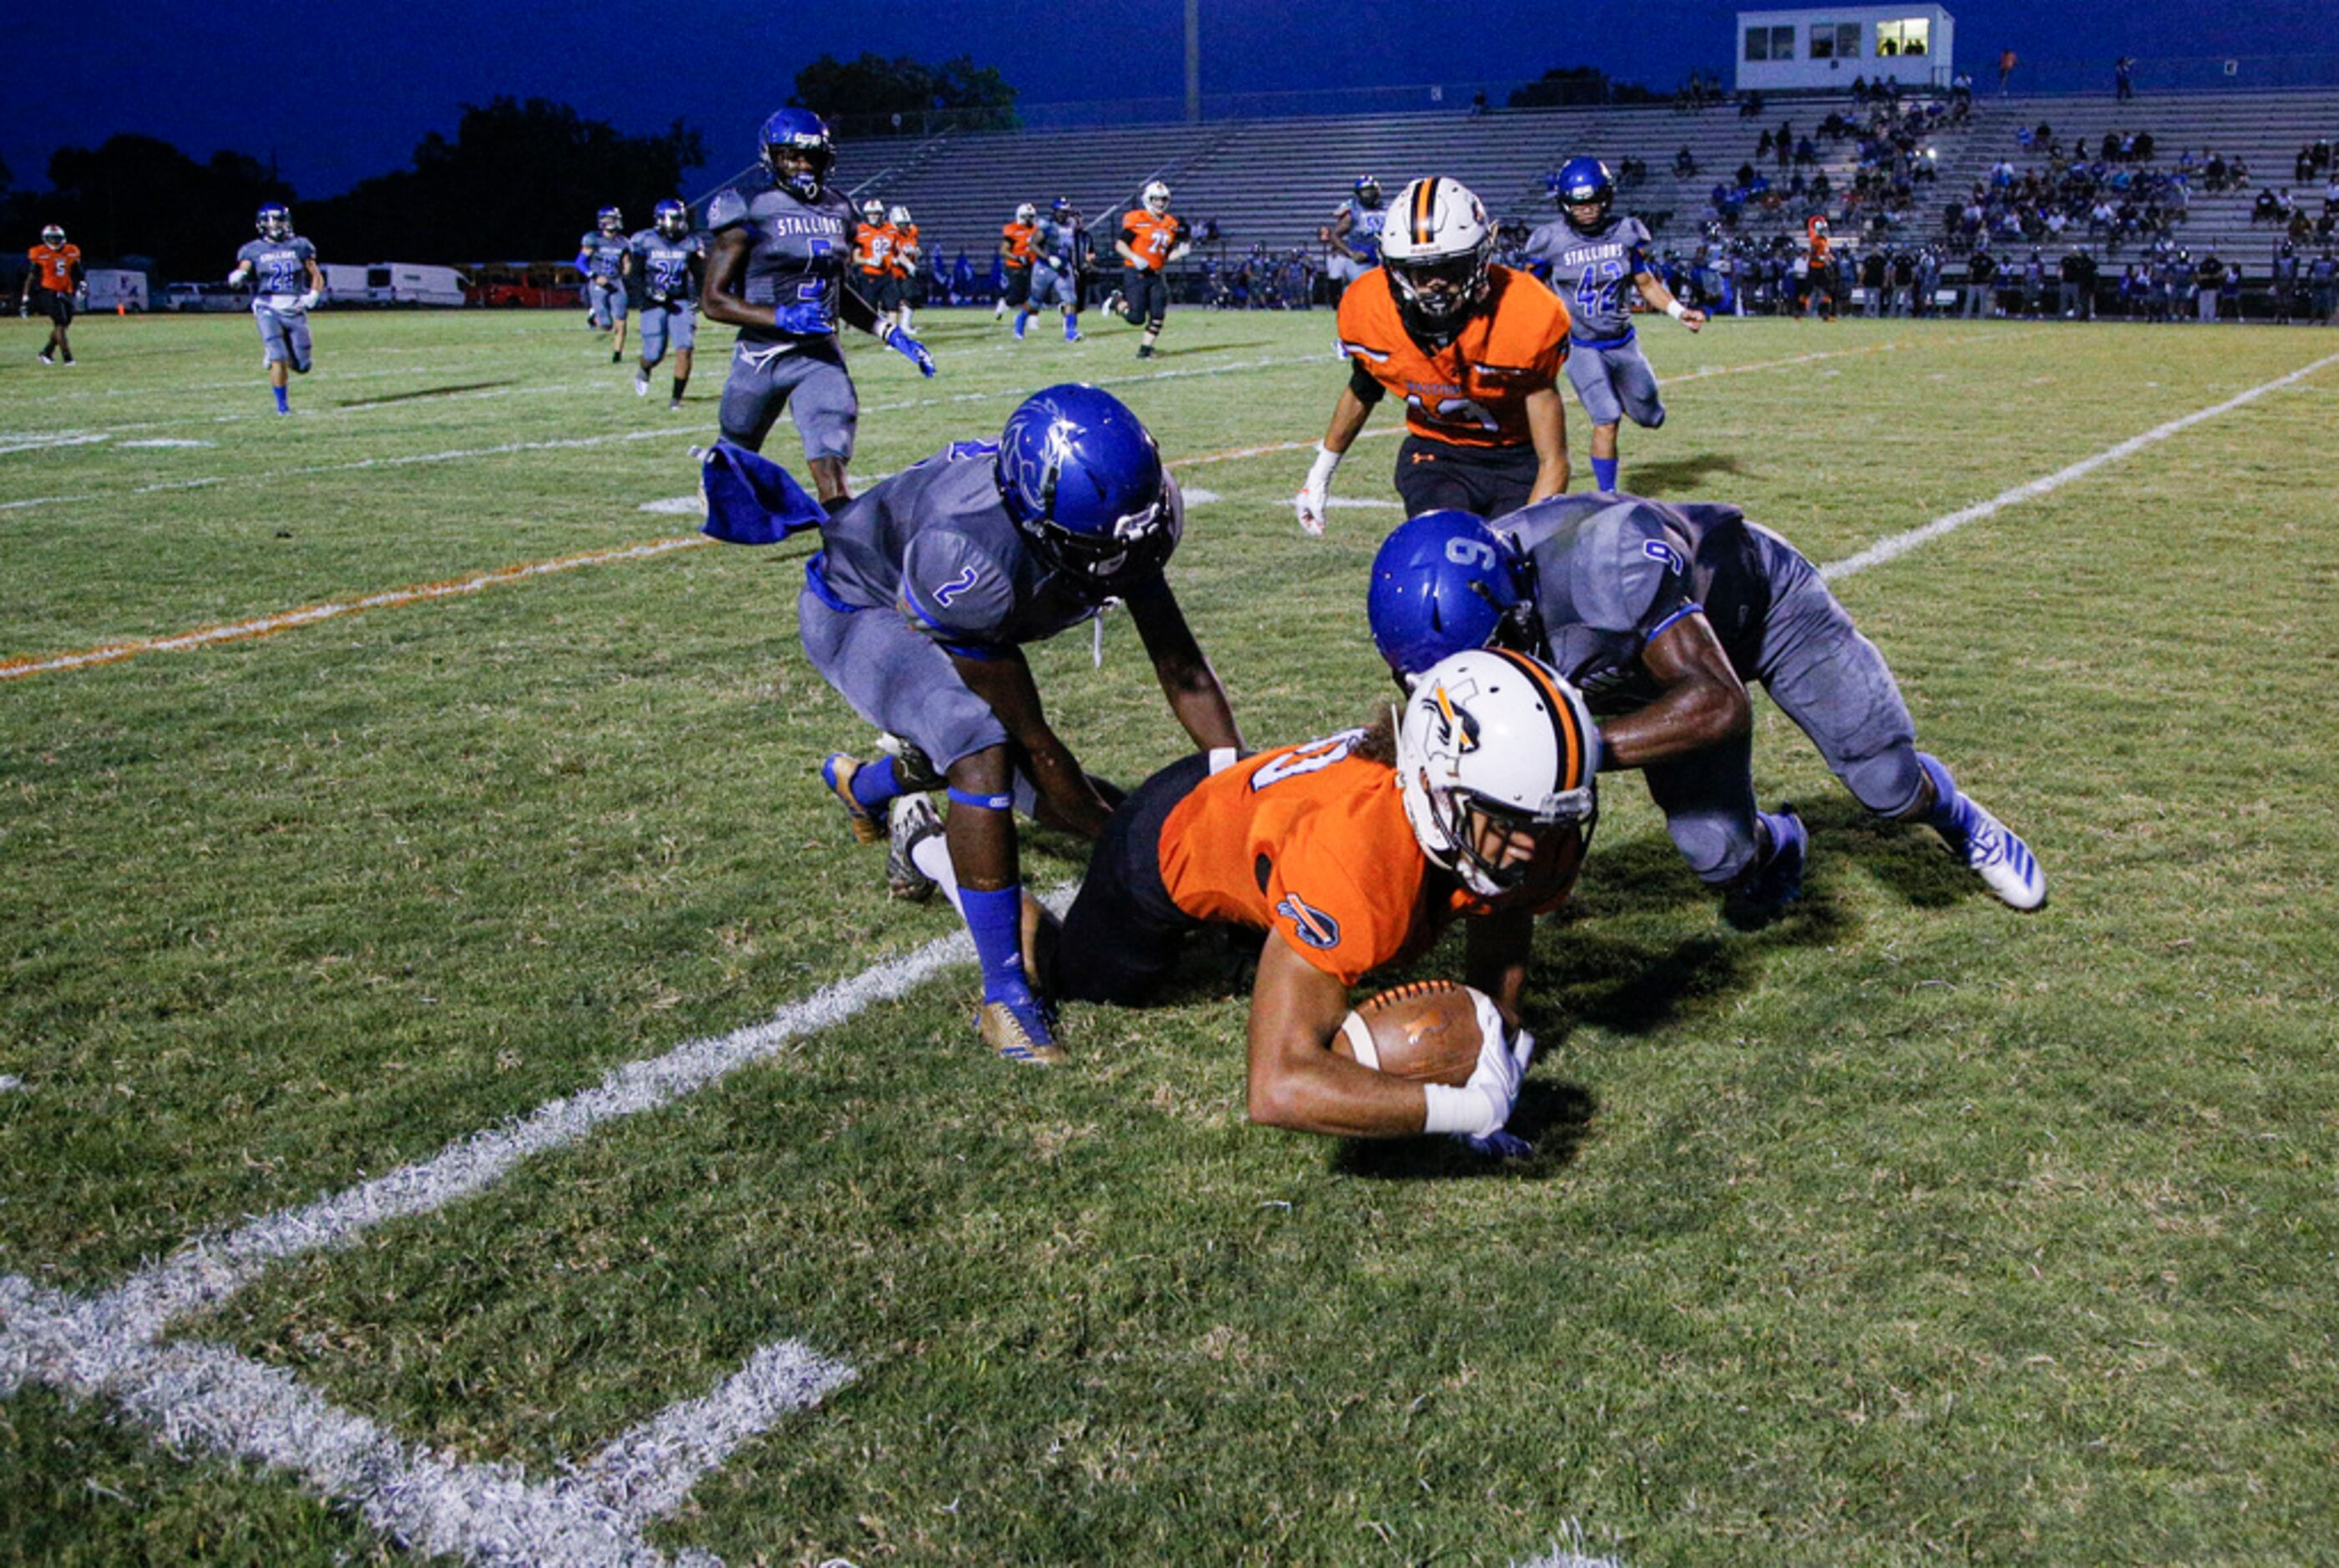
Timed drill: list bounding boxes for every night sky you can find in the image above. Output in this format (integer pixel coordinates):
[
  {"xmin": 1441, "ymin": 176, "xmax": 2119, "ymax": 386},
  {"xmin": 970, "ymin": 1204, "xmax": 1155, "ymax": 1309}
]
[{"xmin": 17, "ymin": 0, "xmax": 2339, "ymax": 202}]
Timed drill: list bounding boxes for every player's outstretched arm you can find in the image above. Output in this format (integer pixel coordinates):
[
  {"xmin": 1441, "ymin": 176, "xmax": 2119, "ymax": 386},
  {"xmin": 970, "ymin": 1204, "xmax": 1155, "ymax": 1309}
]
[
  {"xmin": 951, "ymin": 648, "xmax": 1114, "ymax": 839},
  {"xmin": 1595, "ymin": 611, "xmax": 1749, "ymax": 769},
  {"xmin": 1123, "ymin": 580, "xmax": 1243, "ymax": 756},
  {"xmin": 1463, "ymin": 907, "xmax": 1536, "ymax": 1026},
  {"xmin": 1297, "ymin": 375, "xmax": 1380, "ymax": 535},
  {"xmin": 697, "ymin": 230, "xmax": 768, "ymax": 329},
  {"xmin": 1637, "ymin": 269, "xmax": 1708, "ymax": 330}
]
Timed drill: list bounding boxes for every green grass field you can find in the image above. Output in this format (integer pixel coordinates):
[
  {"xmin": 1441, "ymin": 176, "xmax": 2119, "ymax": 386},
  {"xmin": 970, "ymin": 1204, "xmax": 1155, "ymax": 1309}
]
[{"xmin": 3, "ymin": 304, "xmax": 2335, "ymax": 1565}]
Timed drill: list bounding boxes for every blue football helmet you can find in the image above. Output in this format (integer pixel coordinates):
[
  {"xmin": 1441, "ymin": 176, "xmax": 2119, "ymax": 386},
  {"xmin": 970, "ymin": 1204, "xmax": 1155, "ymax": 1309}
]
[
  {"xmin": 759, "ymin": 109, "xmax": 836, "ymax": 200},
  {"xmin": 596, "ymin": 205, "xmax": 624, "ymax": 235},
  {"xmin": 1553, "ymin": 156, "xmax": 1616, "ymax": 232},
  {"xmin": 995, "ymin": 385, "xmax": 1174, "ymax": 585},
  {"xmin": 1367, "ymin": 510, "xmax": 1540, "ymax": 680},
  {"xmin": 652, "ymin": 199, "xmax": 690, "ymax": 240},
  {"xmin": 1354, "ymin": 175, "xmax": 1384, "ymax": 208},
  {"xmin": 1051, "ymin": 196, "xmax": 1075, "ymax": 221},
  {"xmin": 256, "ymin": 204, "xmax": 292, "ymax": 240}
]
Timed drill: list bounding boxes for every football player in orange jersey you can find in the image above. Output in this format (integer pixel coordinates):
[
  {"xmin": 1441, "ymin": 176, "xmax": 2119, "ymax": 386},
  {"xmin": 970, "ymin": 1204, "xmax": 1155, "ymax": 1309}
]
[
  {"xmin": 853, "ymin": 198, "xmax": 899, "ymax": 334},
  {"xmin": 986, "ymin": 648, "xmax": 1598, "ymax": 1149},
  {"xmin": 995, "ymin": 202, "xmax": 1037, "ymax": 322},
  {"xmin": 1101, "ymin": 180, "xmax": 1190, "ymax": 358},
  {"xmin": 1803, "ymin": 215, "xmax": 1837, "ymax": 320},
  {"xmin": 887, "ymin": 204, "xmax": 921, "ymax": 336},
  {"xmin": 1294, "ymin": 177, "xmax": 1572, "ymax": 534},
  {"xmin": 22, "ymin": 225, "xmax": 85, "ymax": 366}
]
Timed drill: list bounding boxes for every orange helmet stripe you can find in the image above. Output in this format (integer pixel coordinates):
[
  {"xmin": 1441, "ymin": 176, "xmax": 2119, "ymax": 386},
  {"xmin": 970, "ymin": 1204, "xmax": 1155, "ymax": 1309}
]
[
  {"xmin": 1491, "ymin": 648, "xmax": 1587, "ymax": 791},
  {"xmin": 1411, "ymin": 178, "xmax": 1438, "ymax": 245}
]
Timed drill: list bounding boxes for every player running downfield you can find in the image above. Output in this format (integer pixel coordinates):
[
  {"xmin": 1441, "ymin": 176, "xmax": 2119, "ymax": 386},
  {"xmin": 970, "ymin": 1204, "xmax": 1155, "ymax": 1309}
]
[
  {"xmin": 1296, "ymin": 176, "xmax": 1573, "ymax": 533},
  {"xmin": 1020, "ymin": 647, "xmax": 1597, "ymax": 1147},
  {"xmin": 995, "ymin": 203, "xmax": 1037, "ymax": 323},
  {"xmin": 628, "ymin": 199, "xmax": 705, "ymax": 411},
  {"xmin": 1524, "ymin": 157, "xmax": 1707, "ymax": 494},
  {"xmin": 21, "ymin": 224, "xmax": 84, "ymax": 366},
  {"xmin": 1320, "ymin": 175, "xmax": 1388, "ymax": 302},
  {"xmin": 227, "ymin": 205, "xmax": 324, "ymax": 415},
  {"xmin": 798, "ymin": 386, "xmax": 1242, "ymax": 1064},
  {"xmin": 699, "ymin": 109, "xmax": 937, "ymax": 506},
  {"xmin": 1102, "ymin": 180, "xmax": 1190, "ymax": 358},
  {"xmin": 1365, "ymin": 500, "xmax": 2047, "ymax": 923},
  {"xmin": 887, "ymin": 205, "xmax": 921, "ymax": 337},
  {"xmin": 577, "ymin": 206, "xmax": 632, "ymax": 363},
  {"xmin": 1015, "ymin": 199, "xmax": 1086, "ymax": 344},
  {"xmin": 853, "ymin": 198, "xmax": 899, "ymax": 335}
]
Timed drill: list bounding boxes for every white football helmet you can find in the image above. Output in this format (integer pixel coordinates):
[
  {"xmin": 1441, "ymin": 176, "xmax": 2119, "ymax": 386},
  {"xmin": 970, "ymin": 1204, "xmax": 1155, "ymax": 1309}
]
[
  {"xmin": 1379, "ymin": 176, "xmax": 1495, "ymax": 345},
  {"xmin": 1142, "ymin": 180, "xmax": 1172, "ymax": 215},
  {"xmin": 862, "ymin": 198, "xmax": 886, "ymax": 224},
  {"xmin": 1015, "ymin": 201, "xmax": 1037, "ymax": 224},
  {"xmin": 1396, "ymin": 648, "xmax": 1600, "ymax": 899},
  {"xmin": 888, "ymin": 203, "xmax": 912, "ymax": 226},
  {"xmin": 41, "ymin": 225, "xmax": 65, "ymax": 246}
]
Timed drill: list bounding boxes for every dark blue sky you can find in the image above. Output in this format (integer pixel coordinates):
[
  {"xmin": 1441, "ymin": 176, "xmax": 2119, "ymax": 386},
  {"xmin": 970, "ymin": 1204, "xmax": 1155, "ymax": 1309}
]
[{"xmin": 16, "ymin": 0, "xmax": 2339, "ymax": 201}]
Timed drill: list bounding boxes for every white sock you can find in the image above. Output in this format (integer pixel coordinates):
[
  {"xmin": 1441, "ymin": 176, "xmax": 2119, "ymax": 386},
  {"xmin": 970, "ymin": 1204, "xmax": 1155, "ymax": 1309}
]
[{"xmin": 909, "ymin": 832, "xmax": 963, "ymax": 914}]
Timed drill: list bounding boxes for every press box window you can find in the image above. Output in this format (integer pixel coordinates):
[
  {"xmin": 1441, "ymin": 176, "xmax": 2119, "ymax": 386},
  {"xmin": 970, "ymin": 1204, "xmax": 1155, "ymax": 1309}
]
[
  {"xmin": 1876, "ymin": 18, "xmax": 1930, "ymax": 57},
  {"xmin": 1811, "ymin": 22, "xmax": 1861, "ymax": 58},
  {"xmin": 1746, "ymin": 24, "xmax": 1796, "ymax": 60}
]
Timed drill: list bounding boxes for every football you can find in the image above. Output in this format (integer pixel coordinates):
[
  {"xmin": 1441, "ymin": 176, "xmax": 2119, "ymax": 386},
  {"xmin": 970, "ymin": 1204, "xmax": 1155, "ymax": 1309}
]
[{"xmin": 1330, "ymin": 979, "xmax": 1494, "ymax": 1085}]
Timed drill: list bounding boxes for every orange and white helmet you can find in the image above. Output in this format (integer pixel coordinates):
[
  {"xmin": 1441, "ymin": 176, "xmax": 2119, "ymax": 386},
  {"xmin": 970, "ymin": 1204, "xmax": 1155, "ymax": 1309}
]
[
  {"xmin": 1142, "ymin": 180, "xmax": 1172, "ymax": 215},
  {"xmin": 1378, "ymin": 176, "xmax": 1495, "ymax": 344}
]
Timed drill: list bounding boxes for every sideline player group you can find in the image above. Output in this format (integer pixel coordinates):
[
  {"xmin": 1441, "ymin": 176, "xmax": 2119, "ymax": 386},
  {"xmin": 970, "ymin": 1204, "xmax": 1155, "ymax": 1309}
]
[{"xmin": 15, "ymin": 115, "xmax": 2048, "ymax": 1156}]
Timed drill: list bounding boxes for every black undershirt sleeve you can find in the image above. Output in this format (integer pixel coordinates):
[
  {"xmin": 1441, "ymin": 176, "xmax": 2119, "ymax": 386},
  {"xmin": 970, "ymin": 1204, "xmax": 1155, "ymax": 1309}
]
[{"xmin": 1347, "ymin": 358, "xmax": 1386, "ymax": 405}]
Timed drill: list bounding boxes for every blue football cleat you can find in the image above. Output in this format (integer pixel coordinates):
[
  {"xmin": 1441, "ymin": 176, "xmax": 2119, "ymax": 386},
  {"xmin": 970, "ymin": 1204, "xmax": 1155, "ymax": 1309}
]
[
  {"xmin": 1724, "ymin": 805, "xmax": 1806, "ymax": 928},
  {"xmin": 1947, "ymin": 795, "xmax": 2047, "ymax": 910},
  {"xmin": 821, "ymin": 753, "xmax": 887, "ymax": 846}
]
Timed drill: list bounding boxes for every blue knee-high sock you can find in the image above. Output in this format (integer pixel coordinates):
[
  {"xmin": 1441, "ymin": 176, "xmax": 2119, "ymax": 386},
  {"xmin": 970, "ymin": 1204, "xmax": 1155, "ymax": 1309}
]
[
  {"xmin": 272, "ymin": 384, "xmax": 289, "ymax": 413},
  {"xmin": 1592, "ymin": 456, "xmax": 1619, "ymax": 491},
  {"xmin": 1916, "ymin": 752, "xmax": 1975, "ymax": 845},
  {"xmin": 959, "ymin": 884, "xmax": 1035, "ymax": 1006},
  {"xmin": 848, "ymin": 754, "xmax": 900, "ymax": 812}
]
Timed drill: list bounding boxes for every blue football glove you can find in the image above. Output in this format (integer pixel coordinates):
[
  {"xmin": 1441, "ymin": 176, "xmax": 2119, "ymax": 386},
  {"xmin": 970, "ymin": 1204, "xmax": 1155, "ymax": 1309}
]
[
  {"xmin": 886, "ymin": 326, "xmax": 937, "ymax": 377},
  {"xmin": 1450, "ymin": 1128, "xmax": 1535, "ymax": 1161}
]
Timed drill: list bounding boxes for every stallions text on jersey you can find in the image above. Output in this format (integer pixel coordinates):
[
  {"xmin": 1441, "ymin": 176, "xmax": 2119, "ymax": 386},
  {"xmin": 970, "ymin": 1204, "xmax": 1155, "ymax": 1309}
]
[
  {"xmin": 706, "ymin": 175, "xmax": 855, "ymax": 341},
  {"xmin": 1525, "ymin": 212, "xmax": 1655, "ymax": 345}
]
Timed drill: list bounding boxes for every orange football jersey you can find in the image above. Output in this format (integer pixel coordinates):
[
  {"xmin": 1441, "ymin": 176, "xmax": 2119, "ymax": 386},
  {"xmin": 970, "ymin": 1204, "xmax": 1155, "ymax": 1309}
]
[
  {"xmin": 1334, "ymin": 266, "xmax": 1572, "ymax": 448},
  {"xmin": 1805, "ymin": 218, "xmax": 1831, "ymax": 267},
  {"xmin": 854, "ymin": 223, "xmax": 895, "ymax": 276},
  {"xmin": 29, "ymin": 243, "xmax": 81, "ymax": 293},
  {"xmin": 1118, "ymin": 210, "xmax": 1186, "ymax": 273},
  {"xmin": 1160, "ymin": 732, "xmax": 1476, "ymax": 986},
  {"xmin": 1000, "ymin": 220, "xmax": 1035, "ymax": 269},
  {"xmin": 889, "ymin": 222, "xmax": 919, "ymax": 277}
]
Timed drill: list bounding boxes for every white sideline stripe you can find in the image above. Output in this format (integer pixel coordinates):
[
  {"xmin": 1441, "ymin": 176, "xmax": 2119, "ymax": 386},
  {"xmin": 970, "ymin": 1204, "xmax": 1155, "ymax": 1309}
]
[
  {"xmin": 583, "ymin": 1342, "xmax": 857, "ymax": 1520},
  {"xmin": 94, "ymin": 925, "xmax": 979, "ymax": 1340},
  {"xmin": 0, "ymin": 432, "xmax": 109, "ymax": 457},
  {"xmin": 1326, "ymin": 495, "xmax": 1403, "ymax": 509},
  {"xmin": 117, "ymin": 438, "xmax": 217, "ymax": 449},
  {"xmin": 0, "ymin": 1276, "xmax": 826, "ymax": 1565},
  {"xmin": 1821, "ymin": 350, "xmax": 2339, "ymax": 583},
  {"xmin": 0, "ymin": 427, "xmax": 696, "ymax": 514},
  {"xmin": 638, "ymin": 496, "xmax": 702, "ymax": 515},
  {"xmin": 0, "ymin": 1075, "xmax": 22, "ymax": 1093}
]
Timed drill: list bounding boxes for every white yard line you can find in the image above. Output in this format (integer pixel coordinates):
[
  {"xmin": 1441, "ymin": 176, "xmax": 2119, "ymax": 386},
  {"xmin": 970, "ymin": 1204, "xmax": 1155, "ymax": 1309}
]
[
  {"xmin": 582, "ymin": 1342, "xmax": 857, "ymax": 1521},
  {"xmin": 1822, "ymin": 350, "xmax": 2339, "ymax": 583}
]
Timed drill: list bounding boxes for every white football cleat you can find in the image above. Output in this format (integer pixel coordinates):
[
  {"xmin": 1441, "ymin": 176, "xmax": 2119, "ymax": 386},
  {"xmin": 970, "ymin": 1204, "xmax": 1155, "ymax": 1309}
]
[
  {"xmin": 633, "ymin": 369, "xmax": 650, "ymax": 397},
  {"xmin": 1957, "ymin": 797, "xmax": 2046, "ymax": 911},
  {"xmin": 885, "ymin": 793, "xmax": 941, "ymax": 903}
]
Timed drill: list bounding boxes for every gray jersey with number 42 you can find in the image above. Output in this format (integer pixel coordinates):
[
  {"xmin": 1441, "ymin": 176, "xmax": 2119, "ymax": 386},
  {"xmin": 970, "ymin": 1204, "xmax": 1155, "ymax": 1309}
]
[{"xmin": 1525, "ymin": 214, "xmax": 1653, "ymax": 342}]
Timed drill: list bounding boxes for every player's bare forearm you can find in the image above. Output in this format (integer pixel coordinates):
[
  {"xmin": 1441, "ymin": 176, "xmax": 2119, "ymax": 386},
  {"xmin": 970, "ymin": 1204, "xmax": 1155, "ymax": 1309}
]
[
  {"xmin": 1127, "ymin": 588, "xmax": 1243, "ymax": 754},
  {"xmin": 1464, "ymin": 908, "xmax": 1535, "ymax": 1027},
  {"xmin": 954, "ymin": 650, "xmax": 1112, "ymax": 838},
  {"xmin": 1596, "ymin": 614, "xmax": 1749, "ymax": 768},
  {"xmin": 1244, "ymin": 941, "xmax": 1430, "ymax": 1137},
  {"xmin": 1321, "ymin": 385, "xmax": 1375, "ymax": 455},
  {"xmin": 697, "ymin": 232, "xmax": 767, "ymax": 327},
  {"xmin": 1526, "ymin": 385, "xmax": 1572, "ymax": 501}
]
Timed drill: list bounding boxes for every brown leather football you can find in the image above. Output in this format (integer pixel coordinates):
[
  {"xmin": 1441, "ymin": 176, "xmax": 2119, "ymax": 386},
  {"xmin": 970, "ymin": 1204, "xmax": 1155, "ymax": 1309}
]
[{"xmin": 1329, "ymin": 979, "xmax": 1490, "ymax": 1085}]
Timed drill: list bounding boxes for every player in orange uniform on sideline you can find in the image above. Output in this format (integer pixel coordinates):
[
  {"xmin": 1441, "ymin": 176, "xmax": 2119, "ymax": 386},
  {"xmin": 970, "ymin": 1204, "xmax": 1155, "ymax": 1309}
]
[
  {"xmin": 22, "ymin": 225, "xmax": 84, "ymax": 366},
  {"xmin": 995, "ymin": 202, "xmax": 1036, "ymax": 323},
  {"xmin": 1102, "ymin": 180, "xmax": 1191, "ymax": 358},
  {"xmin": 1804, "ymin": 215, "xmax": 1837, "ymax": 320},
  {"xmin": 1010, "ymin": 648, "xmax": 1599, "ymax": 1149},
  {"xmin": 853, "ymin": 198, "xmax": 899, "ymax": 335},
  {"xmin": 887, "ymin": 204, "xmax": 921, "ymax": 336},
  {"xmin": 1294, "ymin": 176, "xmax": 1572, "ymax": 534}
]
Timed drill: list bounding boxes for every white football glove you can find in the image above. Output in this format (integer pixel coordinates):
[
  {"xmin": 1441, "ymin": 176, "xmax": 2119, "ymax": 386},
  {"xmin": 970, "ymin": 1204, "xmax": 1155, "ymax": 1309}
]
[
  {"xmin": 296, "ymin": 290, "xmax": 321, "ymax": 311},
  {"xmin": 1420, "ymin": 992, "xmax": 1535, "ymax": 1139},
  {"xmin": 1294, "ymin": 442, "xmax": 1343, "ymax": 537}
]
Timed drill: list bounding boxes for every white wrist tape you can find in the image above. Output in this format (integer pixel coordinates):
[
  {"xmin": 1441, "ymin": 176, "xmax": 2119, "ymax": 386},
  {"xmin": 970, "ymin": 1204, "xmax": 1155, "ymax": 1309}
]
[
  {"xmin": 1305, "ymin": 442, "xmax": 1344, "ymax": 489},
  {"xmin": 1422, "ymin": 1082, "xmax": 1498, "ymax": 1137},
  {"xmin": 1666, "ymin": 299, "xmax": 1691, "ymax": 321}
]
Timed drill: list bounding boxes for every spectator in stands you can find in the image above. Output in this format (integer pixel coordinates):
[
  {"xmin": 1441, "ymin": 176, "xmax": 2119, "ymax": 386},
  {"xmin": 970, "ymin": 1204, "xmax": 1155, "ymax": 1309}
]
[
  {"xmin": 2114, "ymin": 56, "xmax": 2136, "ymax": 102},
  {"xmin": 1962, "ymin": 245, "xmax": 1997, "ymax": 316},
  {"xmin": 1997, "ymin": 48, "xmax": 2018, "ymax": 94},
  {"xmin": 2308, "ymin": 250, "xmax": 2338, "ymax": 321},
  {"xmin": 1675, "ymin": 146, "xmax": 1697, "ymax": 178}
]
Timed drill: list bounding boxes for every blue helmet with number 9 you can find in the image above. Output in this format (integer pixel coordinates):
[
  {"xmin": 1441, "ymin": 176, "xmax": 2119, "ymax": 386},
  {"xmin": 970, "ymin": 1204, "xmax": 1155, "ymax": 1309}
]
[
  {"xmin": 996, "ymin": 384, "xmax": 1175, "ymax": 586},
  {"xmin": 1367, "ymin": 510, "xmax": 1539, "ymax": 680},
  {"xmin": 759, "ymin": 109, "xmax": 836, "ymax": 200}
]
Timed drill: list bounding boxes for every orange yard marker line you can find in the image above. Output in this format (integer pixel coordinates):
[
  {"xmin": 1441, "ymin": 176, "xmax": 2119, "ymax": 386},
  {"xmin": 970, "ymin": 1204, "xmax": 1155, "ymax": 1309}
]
[{"xmin": 1, "ymin": 536, "xmax": 712, "ymax": 682}]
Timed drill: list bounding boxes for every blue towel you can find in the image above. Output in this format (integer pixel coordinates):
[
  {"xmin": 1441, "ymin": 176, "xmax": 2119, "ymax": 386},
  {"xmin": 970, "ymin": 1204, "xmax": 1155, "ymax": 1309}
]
[{"xmin": 697, "ymin": 441, "xmax": 828, "ymax": 545}]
